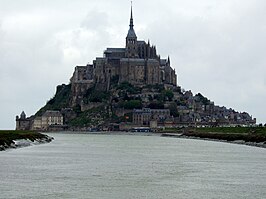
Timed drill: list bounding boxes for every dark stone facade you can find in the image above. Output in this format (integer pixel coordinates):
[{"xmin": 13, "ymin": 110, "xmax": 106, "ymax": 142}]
[{"xmin": 70, "ymin": 5, "xmax": 177, "ymax": 106}]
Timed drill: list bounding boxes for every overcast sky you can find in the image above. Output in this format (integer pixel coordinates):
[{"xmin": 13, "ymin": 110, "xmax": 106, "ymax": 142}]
[{"xmin": 0, "ymin": 0, "xmax": 265, "ymax": 129}]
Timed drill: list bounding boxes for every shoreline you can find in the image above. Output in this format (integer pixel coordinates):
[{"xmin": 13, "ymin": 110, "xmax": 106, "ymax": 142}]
[{"xmin": 161, "ymin": 133, "xmax": 266, "ymax": 149}]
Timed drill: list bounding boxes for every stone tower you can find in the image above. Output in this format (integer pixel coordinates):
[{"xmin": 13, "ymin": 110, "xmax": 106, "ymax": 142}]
[
  {"xmin": 16, "ymin": 111, "xmax": 31, "ymax": 130},
  {"xmin": 125, "ymin": 3, "xmax": 138, "ymax": 58}
]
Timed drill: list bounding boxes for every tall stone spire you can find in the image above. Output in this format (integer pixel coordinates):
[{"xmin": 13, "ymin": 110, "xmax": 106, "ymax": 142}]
[
  {"xmin": 129, "ymin": 1, "xmax": 134, "ymax": 29},
  {"xmin": 126, "ymin": 1, "xmax": 137, "ymax": 38},
  {"xmin": 126, "ymin": 1, "xmax": 138, "ymax": 58}
]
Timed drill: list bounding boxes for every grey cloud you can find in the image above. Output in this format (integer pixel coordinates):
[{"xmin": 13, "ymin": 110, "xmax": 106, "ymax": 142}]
[{"xmin": 81, "ymin": 10, "xmax": 109, "ymax": 30}]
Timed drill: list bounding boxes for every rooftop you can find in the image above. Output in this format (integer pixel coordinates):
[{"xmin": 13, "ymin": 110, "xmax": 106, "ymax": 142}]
[{"xmin": 42, "ymin": 111, "xmax": 63, "ymax": 117}]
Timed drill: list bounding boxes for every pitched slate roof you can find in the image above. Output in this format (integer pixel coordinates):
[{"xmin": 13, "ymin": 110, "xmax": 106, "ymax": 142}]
[{"xmin": 42, "ymin": 110, "xmax": 63, "ymax": 117}]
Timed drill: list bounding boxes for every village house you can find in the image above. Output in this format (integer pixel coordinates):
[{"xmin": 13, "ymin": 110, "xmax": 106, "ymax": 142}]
[{"xmin": 133, "ymin": 108, "xmax": 170, "ymax": 126}]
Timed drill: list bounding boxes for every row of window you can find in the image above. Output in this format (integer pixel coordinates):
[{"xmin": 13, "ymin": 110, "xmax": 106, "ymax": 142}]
[{"xmin": 127, "ymin": 39, "xmax": 136, "ymax": 44}]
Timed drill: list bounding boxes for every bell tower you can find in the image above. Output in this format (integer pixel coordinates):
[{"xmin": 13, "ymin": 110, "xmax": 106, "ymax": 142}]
[{"xmin": 125, "ymin": 2, "xmax": 138, "ymax": 58}]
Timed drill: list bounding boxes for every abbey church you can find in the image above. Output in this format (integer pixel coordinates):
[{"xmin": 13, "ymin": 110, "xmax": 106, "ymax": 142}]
[{"xmin": 70, "ymin": 5, "xmax": 177, "ymax": 106}]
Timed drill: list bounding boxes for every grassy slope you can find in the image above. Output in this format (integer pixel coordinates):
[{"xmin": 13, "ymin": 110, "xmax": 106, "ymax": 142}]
[
  {"xmin": 183, "ymin": 127, "xmax": 266, "ymax": 143},
  {"xmin": 196, "ymin": 127, "xmax": 266, "ymax": 134},
  {"xmin": 0, "ymin": 130, "xmax": 49, "ymax": 148},
  {"xmin": 35, "ymin": 84, "xmax": 71, "ymax": 116}
]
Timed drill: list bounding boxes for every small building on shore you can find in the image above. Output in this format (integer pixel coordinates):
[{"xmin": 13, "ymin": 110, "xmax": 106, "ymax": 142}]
[{"xmin": 32, "ymin": 110, "xmax": 63, "ymax": 130}]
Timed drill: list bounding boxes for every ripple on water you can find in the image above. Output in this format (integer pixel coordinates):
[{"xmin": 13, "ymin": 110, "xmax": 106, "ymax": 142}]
[{"xmin": 0, "ymin": 133, "xmax": 265, "ymax": 199}]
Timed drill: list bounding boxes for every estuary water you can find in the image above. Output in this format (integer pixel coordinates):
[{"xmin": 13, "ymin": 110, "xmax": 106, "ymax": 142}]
[{"xmin": 0, "ymin": 133, "xmax": 266, "ymax": 199}]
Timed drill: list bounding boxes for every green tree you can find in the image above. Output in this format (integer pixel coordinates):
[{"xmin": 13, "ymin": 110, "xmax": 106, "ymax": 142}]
[
  {"xmin": 121, "ymin": 100, "xmax": 142, "ymax": 109},
  {"xmin": 163, "ymin": 90, "xmax": 174, "ymax": 101},
  {"xmin": 169, "ymin": 102, "xmax": 179, "ymax": 117},
  {"xmin": 117, "ymin": 81, "xmax": 141, "ymax": 94},
  {"xmin": 148, "ymin": 102, "xmax": 164, "ymax": 109},
  {"xmin": 195, "ymin": 93, "xmax": 210, "ymax": 105},
  {"xmin": 87, "ymin": 90, "xmax": 110, "ymax": 103}
]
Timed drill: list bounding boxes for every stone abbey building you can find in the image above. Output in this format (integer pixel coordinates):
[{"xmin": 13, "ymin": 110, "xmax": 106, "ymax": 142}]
[{"xmin": 70, "ymin": 5, "xmax": 177, "ymax": 106}]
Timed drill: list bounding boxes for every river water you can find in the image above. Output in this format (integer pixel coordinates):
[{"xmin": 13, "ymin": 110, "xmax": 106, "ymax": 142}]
[{"xmin": 0, "ymin": 133, "xmax": 266, "ymax": 199}]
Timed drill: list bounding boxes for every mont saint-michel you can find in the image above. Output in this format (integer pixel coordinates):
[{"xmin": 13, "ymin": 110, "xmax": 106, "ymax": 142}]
[{"xmin": 16, "ymin": 6, "xmax": 256, "ymax": 131}]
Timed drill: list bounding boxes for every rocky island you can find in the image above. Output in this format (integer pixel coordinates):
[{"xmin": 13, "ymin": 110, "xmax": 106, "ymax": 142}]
[{"xmin": 16, "ymin": 5, "xmax": 256, "ymax": 132}]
